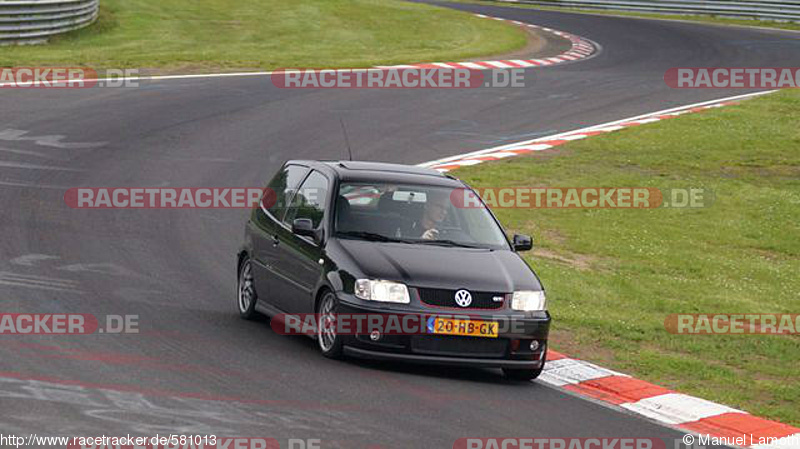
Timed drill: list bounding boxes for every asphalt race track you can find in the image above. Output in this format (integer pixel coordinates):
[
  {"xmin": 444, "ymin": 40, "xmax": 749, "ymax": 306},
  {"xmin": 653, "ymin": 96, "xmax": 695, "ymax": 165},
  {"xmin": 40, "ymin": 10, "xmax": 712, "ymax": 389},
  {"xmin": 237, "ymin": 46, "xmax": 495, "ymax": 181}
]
[{"xmin": 1, "ymin": 1, "xmax": 800, "ymax": 447}]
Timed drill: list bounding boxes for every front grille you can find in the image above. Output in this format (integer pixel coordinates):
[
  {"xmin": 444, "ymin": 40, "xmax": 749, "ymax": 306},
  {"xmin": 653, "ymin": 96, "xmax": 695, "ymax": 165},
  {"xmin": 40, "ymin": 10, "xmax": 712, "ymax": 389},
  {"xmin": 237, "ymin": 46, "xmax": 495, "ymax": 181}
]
[
  {"xmin": 411, "ymin": 335, "xmax": 508, "ymax": 358},
  {"xmin": 416, "ymin": 288, "xmax": 505, "ymax": 309}
]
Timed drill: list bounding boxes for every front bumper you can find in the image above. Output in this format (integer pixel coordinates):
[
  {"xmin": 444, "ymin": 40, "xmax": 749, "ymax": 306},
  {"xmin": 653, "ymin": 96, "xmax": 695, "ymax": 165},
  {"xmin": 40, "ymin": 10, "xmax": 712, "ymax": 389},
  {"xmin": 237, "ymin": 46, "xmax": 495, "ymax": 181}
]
[
  {"xmin": 336, "ymin": 293, "xmax": 551, "ymax": 369},
  {"xmin": 344, "ymin": 346, "xmax": 546, "ymax": 369}
]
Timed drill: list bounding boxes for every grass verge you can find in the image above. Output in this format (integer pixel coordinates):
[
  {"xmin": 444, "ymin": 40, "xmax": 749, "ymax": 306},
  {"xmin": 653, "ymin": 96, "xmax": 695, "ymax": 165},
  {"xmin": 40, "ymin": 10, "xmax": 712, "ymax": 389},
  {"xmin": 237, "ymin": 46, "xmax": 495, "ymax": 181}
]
[
  {"xmin": 454, "ymin": 90, "xmax": 800, "ymax": 425},
  {"xmin": 0, "ymin": 0, "xmax": 526, "ymax": 72},
  {"xmin": 449, "ymin": 0, "xmax": 800, "ymax": 32}
]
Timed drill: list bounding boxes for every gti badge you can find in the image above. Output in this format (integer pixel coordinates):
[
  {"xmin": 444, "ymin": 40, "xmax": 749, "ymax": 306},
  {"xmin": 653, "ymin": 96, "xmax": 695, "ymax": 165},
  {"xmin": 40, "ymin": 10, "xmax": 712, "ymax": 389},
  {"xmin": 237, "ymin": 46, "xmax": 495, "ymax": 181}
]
[{"xmin": 454, "ymin": 289, "xmax": 472, "ymax": 308}]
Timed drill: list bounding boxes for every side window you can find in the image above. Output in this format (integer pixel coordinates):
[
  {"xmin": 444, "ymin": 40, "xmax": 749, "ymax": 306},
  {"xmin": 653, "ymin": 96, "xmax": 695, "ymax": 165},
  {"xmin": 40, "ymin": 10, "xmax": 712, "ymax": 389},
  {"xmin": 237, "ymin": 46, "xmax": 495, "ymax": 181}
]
[
  {"xmin": 284, "ymin": 170, "xmax": 329, "ymax": 229},
  {"xmin": 262, "ymin": 164, "xmax": 308, "ymax": 221}
]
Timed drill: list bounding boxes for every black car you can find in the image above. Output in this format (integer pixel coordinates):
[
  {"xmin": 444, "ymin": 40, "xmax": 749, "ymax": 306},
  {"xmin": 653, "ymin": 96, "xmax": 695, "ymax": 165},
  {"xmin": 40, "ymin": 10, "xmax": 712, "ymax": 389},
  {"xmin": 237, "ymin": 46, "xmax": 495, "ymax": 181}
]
[{"xmin": 237, "ymin": 160, "xmax": 550, "ymax": 380}]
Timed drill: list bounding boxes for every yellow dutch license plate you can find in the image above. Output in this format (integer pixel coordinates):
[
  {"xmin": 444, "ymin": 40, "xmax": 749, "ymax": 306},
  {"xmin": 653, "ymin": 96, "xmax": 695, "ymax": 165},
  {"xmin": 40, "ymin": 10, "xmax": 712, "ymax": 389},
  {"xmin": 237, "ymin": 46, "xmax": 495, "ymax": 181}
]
[{"xmin": 430, "ymin": 317, "xmax": 498, "ymax": 338}]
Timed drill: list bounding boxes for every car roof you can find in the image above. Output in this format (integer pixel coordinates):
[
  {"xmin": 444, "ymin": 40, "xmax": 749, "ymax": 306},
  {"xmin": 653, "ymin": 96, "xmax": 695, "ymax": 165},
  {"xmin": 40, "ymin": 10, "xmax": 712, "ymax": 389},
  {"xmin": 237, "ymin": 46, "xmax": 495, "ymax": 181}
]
[{"xmin": 287, "ymin": 160, "xmax": 464, "ymax": 187}]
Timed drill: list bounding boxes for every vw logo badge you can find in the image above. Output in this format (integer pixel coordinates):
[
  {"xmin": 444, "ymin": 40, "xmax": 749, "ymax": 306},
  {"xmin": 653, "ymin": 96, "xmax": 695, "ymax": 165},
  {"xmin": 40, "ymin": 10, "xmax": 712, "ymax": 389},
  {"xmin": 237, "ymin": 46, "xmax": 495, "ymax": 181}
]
[{"xmin": 454, "ymin": 289, "xmax": 472, "ymax": 308}]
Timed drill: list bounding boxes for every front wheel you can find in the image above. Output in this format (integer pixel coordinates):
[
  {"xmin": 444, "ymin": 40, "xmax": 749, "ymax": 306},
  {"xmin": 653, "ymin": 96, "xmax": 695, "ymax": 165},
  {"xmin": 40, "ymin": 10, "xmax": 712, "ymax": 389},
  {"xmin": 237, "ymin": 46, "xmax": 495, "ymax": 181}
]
[
  {"xmin": 503, "ymin": 367, "xmax": 543, "ymax": 381},
  {"xmin": 237, "ymin": 257, "xmax": 258, "ymax": 320},
  {"xmin": 317, "ymin": 291, "xmax": 344, "ymax": 359}
]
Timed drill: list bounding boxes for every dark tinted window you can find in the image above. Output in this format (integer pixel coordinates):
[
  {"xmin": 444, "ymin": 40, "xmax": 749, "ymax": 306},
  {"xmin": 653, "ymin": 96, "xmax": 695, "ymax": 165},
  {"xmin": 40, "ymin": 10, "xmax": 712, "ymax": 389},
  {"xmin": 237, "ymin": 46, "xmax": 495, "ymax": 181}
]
[
  {"xmin": 263, "ymin": 164, "xmax": 308, "ymax": 220},
  {"xmin": 335, "ymin": 182, "xmax": 509, "ymax": 250},
  {"xmin": 284, "ymin": 170, "xmax": 329, "ymax": 228}
]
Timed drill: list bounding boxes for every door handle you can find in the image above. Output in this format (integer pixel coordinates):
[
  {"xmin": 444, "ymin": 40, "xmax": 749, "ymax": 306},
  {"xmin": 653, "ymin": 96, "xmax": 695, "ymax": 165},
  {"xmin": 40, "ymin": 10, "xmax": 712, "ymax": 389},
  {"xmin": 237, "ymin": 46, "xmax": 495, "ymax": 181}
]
[{"xmin": 272, "ymin": 234, "xmax": 280, "ymax": 246}]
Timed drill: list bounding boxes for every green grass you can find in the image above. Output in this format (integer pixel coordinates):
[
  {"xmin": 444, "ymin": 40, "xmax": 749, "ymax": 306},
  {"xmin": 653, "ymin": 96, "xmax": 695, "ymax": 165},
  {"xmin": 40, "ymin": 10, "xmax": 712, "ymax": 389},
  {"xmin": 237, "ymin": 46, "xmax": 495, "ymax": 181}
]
[
  {"xmin": 0, "ymin": 0, "xmax": 526, "ymax": 72},
  {"xmin": 451, "ymin": 0, "xmax": 800, "ymax": 32},
  {"xmin": 454, "ymin": 90, "xmax": 800, "ymax": 425}
]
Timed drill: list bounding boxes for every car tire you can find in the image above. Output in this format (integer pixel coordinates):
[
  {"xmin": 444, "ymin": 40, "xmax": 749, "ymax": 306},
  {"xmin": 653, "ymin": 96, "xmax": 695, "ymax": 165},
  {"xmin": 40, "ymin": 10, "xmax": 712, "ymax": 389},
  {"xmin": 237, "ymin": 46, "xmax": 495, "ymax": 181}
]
[
  {"xmin": 237, "ymin": 257, "xmax": 258, "ymax": 320},
  {"xmin": 317, "ymin": 290, "xmax": 344, "ymax": 359},
  {"xmin": 503, "ymin": 367, "xmax": 543, "ymax": 381}
]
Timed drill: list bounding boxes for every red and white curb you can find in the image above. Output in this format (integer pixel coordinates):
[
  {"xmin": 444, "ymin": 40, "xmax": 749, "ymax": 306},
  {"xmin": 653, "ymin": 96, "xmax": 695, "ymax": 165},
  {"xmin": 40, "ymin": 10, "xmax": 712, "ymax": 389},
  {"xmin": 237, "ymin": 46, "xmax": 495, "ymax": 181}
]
[
  {"xmin": 418, "ymin": 90, "xmax": 776, "ymax": 172},
  {"xmin": 0, "ymin": 14, "xmax": 596, "ymax": 88},
  {"xmin": 544, "ymin": 351, "xmax": 799, "ymax": 448},
  {"xmin": 418, "ymin": 89, "xmax": 800, "ymax": 447},
  {"xmin": 378, "ymin": 14, "xmax": 597, "ymax": 70}
]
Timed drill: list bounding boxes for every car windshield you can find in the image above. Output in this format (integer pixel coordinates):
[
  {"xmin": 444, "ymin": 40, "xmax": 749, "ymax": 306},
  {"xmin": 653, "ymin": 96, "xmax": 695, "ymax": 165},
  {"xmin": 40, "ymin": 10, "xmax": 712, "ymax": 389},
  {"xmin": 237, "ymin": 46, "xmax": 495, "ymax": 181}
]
[{"xmin": 334, "ymin": 182, "xmax": 510, "ymax": 250}]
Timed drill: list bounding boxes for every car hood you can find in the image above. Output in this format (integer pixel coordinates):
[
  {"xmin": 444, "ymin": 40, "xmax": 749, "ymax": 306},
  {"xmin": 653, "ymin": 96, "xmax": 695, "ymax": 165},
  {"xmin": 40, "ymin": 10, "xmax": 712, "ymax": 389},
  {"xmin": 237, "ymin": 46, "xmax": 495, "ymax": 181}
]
[{"xmin": 334, "ymin": 239, "xmax": 542, "ymax": 293}]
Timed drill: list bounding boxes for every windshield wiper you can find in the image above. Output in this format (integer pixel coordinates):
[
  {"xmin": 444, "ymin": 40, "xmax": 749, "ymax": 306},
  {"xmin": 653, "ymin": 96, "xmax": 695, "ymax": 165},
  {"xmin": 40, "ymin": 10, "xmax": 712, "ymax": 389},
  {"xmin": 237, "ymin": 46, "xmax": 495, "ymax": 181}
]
[
  {"xmin": 414, "ymin": 239, "xmax": 485, "ymax": 249},
  {"xmin": 337, "ymin": 232, "xmax": 485, "ymax": 248},
  {"xmin": 336, "ymin": 231, "xmax": 404, "ymax": 243}
]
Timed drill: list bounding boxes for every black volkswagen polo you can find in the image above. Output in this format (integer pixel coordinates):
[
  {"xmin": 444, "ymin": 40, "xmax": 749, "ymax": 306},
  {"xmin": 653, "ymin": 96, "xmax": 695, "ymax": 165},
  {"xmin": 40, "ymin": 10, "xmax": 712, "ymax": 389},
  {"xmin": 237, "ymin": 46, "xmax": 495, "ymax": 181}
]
[{"xmin": 237, "ymin": 160, "xmax": 551, "ymax": 380}]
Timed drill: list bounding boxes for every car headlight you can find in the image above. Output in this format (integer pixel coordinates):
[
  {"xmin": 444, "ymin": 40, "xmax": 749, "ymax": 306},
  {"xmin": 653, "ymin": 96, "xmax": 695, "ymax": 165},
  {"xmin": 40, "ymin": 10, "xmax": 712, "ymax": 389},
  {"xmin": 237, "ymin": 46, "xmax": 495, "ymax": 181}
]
[
  {"xmin": 511, "ymin": 290, "xmax": 546, "ymax": 311},
  {"xmin": 354, "ymin": 279, "xmax": 411, "ymax": 304}
]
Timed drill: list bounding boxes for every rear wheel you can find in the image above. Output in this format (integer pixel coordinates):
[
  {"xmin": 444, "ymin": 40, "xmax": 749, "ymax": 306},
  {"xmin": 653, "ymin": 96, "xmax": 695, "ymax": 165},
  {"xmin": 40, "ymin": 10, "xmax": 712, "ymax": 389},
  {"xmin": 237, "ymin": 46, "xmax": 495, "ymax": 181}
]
[
  {"xmin": 237, "ymin": 257, "xmax": 258, "ymax": 320},
  {"xmin": 503, "ymin": 367, "xmax": 543, "ymax": 381},
  {"xmin": 317, "ymin": 291, "xmax": 344, "ymax": 359}
]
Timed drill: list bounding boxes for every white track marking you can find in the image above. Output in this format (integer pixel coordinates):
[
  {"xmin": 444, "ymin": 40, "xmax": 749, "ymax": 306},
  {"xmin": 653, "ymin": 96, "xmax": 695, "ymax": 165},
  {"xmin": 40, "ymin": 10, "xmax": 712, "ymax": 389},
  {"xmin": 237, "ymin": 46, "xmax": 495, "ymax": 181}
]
[
  {"xmin": 560, "ymin": 134, "xmax": 589, "ymax": 140},
  {"xmin": 620, "ymin": 393, "xmax": 745, "ymax": 425},
  {"xmin": 482, "ymin": 151, "xmax": 519, "ymax": 158},
  {"xmin": 0, "ymin": 71, "xmax": 278, "ymax": 88},
  {"xmin": 10, "ymin": 254, "xmax": 60, "ymax": 267},
  {"xmin": 417, "ymin": 90, "xmax": 776, "ymax": 168},
  {"xmin": 0, "ymin": 129, "xmax": 107, "ymax": 149},
  {"xmin": 539, "ymin": 358, "xmax": 629, "ymax": 386},
  {"xmin": 483, "ymin": 61, "xmax": 514, "ymax": 68},
  {"xmin": 0, "ymin": 180, "xmax": 70, "ymax": 189},
  {"xmin": 460, "ymin": 62, "xmax": 489, "ymax": 69},
  {"xmin": 0, "ymin": 272, "xmax": 77, "ymax": 286},
  {"xmin": 0, "ymin": 147, "xmax": 53, "ymax": 159},
  {"xmin": 0, "ymin": 272, "xmax": 80, "ymax": 292},
  {"xmin": 58, "ymin": 263, "xmax": 140, "ymax": 278},
  {"xmin": 0, "ymin": 161, "xmax": 82, "ymax": 171},
  {"xmin": 509, "ymin": 59, "xmax": 535, "ymax": 67}
]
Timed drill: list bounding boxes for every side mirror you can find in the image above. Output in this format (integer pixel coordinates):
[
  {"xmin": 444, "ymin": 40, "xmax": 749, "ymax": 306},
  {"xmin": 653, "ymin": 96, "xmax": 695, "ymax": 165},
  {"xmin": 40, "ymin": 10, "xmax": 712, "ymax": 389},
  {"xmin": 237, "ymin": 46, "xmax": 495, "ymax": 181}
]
[
  {"xmin": 513, "ymin": 234, "xmax": 533, "ymax": 252},
  {"xmin": 292, "ymin": 218, "xmax": 317, "ymax": 240}
]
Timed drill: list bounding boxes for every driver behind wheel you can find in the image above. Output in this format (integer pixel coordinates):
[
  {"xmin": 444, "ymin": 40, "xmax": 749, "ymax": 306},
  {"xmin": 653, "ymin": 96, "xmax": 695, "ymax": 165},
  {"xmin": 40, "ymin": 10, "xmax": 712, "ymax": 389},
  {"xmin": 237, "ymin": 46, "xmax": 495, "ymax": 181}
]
[{"xmin": 412, "ymin": 189, "xmax": 450, "ymax": 240}]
